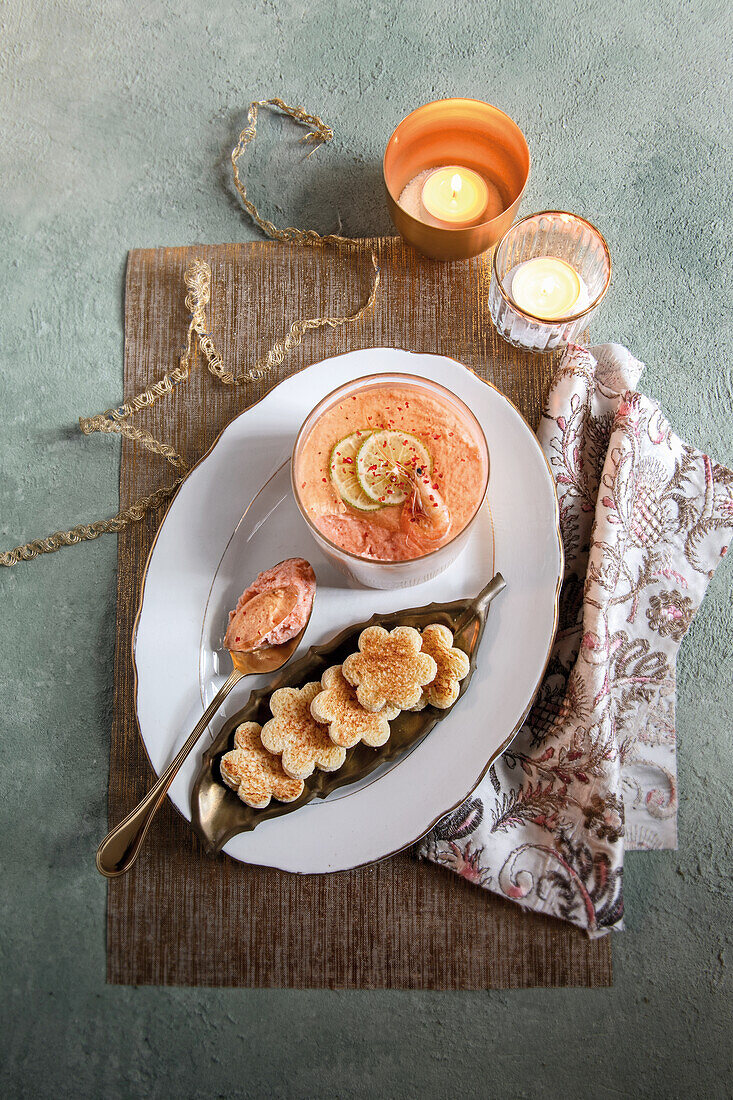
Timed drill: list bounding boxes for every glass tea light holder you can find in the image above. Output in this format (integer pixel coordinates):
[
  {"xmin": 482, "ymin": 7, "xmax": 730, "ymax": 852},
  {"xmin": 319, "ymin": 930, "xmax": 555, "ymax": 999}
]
[
  {"xmin": 489, "ymin": 211, "xmax": 612, "ymax": 352},
  {"xmin": 383, "ymin": 98, "xmax": 530, "ymax": 261}
]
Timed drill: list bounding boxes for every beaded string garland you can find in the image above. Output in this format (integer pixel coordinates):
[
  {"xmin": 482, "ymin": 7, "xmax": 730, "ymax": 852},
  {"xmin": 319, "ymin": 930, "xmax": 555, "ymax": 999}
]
[{"xmin": 0, "ymin": 98, "xmax": 380, "ymax": 567}]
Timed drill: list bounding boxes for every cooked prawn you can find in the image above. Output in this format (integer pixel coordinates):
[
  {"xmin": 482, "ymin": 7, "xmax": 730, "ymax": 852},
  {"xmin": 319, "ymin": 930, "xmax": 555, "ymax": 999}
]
[
  {"xmin": 365, "ymin": 434, "xmax": 453, "ymax": 552},
  {"xmin": 397, "ymin": 464, "xmax": 452, "ymax": 549}
]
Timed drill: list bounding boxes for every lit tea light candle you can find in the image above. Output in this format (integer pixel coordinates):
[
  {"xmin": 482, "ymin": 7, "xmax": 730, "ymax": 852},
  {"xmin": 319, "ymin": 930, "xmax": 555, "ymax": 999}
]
[
  {"xmin": 421, "ymin": 166, "xmax": 489, "ymax": 225},
  {"xmin": 398, "ymin": 166, "xmax": 503, "ymax": 229},
  {"xmin": 509, "ymin": 257, "xmax": 586, "ymax": 319}
]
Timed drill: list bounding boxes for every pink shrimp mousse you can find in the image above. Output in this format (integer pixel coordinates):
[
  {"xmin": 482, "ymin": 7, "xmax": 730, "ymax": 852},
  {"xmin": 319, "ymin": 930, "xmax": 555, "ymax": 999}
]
[
  {"xmin": 224, "ymin": 558, "xmax": 315, "ymax": 652},
  {"xmin": 295, "ymin": 384, "xmax": 487, "ymax": 562}
]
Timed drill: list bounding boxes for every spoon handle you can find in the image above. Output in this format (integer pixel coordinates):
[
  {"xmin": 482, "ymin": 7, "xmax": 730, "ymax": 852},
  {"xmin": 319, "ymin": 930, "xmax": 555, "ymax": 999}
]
[{"xmin": 96, "ymin": 668, "xmax": 244, "ymax": 877}]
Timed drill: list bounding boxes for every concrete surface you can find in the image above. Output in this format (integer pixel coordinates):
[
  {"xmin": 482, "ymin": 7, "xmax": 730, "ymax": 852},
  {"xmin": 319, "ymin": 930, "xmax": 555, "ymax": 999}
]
[{"xmin": 1, "ymin": 0, "xmax": 731, "ymax": 1097}]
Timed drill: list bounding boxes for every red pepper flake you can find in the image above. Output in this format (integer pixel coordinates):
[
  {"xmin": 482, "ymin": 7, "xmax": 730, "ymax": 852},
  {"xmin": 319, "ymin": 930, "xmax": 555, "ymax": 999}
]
[
  {"xmin": 433, "ymin": 434, "xmax": 440, "ymax": 440},
  {"xmin": 236, "ymin": 636, "xmax": 240, "ymax": 641},
  {"xmin": 322, "ymin": 477, "xmax": 327, "ymax": 482},
  {"xmin": 301, "ymin": 482, "xmax": 306, "ymax": 489},
  {"xmin": 352, "ymin": 395, "xmax": 357, "ymax": 400},
  {"xmin": 343, "ymin": 457, "xmax": 353, "ymax": 464}
]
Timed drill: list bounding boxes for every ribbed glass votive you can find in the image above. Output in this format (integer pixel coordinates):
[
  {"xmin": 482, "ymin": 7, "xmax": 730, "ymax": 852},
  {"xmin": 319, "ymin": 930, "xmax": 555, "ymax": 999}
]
[{"xmin": 488, "ymin": 211, "xmax": 611, "ymax": 352}]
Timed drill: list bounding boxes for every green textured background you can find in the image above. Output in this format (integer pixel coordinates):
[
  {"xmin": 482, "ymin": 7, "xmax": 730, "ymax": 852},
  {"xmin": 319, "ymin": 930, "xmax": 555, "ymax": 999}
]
[{"xmin": 1, "ymin": 1, "xmax": 731, "ymax": 1096}]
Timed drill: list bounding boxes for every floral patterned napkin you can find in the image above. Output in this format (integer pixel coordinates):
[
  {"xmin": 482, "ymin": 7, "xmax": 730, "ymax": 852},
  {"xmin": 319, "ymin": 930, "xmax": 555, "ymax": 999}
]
[{"xmin": 420, "ymin": 343, "xmax": 733, "ymax": 936}]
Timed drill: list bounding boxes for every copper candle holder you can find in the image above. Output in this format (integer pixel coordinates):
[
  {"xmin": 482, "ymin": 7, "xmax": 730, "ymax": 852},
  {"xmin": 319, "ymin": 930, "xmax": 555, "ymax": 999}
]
[{"xmin": 383, "ymin": 98, "xmax": 530, "ymax": 261}]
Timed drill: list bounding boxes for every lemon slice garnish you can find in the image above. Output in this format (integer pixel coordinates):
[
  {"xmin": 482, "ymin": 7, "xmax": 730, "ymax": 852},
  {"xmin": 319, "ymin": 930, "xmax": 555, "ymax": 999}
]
[
  {"xmin": 356, "ymin": 430, "xmax": 432, "ymax": 505},
  {"xmin": 329, "ymin": 432, "xmax": 383, "ymax": 511}
]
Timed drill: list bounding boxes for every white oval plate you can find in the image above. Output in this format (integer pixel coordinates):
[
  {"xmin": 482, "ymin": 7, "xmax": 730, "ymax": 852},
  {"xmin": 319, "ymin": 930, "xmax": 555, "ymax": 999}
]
[{"xmin": 133, "ymin": 348, "xmax": 562, "ymax": 873}]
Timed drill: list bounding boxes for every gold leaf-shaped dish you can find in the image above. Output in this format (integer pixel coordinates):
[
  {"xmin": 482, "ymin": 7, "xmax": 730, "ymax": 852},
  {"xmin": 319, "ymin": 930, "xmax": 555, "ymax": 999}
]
[{"xmin": 191, "ymin": 572, "xmax": 506, "ymax": 855}]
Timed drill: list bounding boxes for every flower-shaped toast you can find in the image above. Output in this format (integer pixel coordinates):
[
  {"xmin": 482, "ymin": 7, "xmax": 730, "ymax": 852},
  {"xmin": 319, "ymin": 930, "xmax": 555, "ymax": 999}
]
[
  {"xmin": 310, "ymin": 665, "xmax": 400, "ymax": 748},
  {"xmin": 261, "ymin": 682, "xmax": 347, "ymax": 779},
  {"xmin": 342, "ymin": 625, "xmax": 437, "ymax": 712},
  {"xmin": 413, "ymin": 623, "xmax": 470, "ymax": 710},
  {"xmin": 219, "ymin": 722, "xmax": 304, "ymax": 809}
]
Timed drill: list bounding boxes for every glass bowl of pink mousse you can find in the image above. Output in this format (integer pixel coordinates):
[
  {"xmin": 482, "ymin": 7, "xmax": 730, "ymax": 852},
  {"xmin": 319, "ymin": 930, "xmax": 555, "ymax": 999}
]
[{"xmin": 291, "ymin": 373, "xmax": 490, "ymax": 589}]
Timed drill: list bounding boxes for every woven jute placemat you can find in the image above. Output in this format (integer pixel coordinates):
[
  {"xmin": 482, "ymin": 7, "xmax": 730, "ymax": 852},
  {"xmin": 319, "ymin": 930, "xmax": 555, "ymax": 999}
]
[{"xmin": 107, "ymin": 237, "xmax": 612, "ymax": 988}]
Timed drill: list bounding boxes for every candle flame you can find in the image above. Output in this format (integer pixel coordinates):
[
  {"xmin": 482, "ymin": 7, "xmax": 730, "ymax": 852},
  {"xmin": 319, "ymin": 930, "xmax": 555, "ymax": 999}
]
[{"xmin": 450, "ymin": 172, "xmax": 463, "ymax": 198}]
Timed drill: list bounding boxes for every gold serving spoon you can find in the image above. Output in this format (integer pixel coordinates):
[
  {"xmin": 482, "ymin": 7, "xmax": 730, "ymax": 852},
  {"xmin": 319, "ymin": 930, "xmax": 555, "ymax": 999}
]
[{"xmin": 96, "ymin": 606, "xmax": 312, "ymax": 878}]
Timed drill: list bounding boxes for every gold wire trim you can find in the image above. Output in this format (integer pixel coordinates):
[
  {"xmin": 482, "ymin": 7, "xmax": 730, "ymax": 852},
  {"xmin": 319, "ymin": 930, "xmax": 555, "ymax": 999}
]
[{"xmin": 1, "ymin": 99, "xmax": 380, "ymax": 566}]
